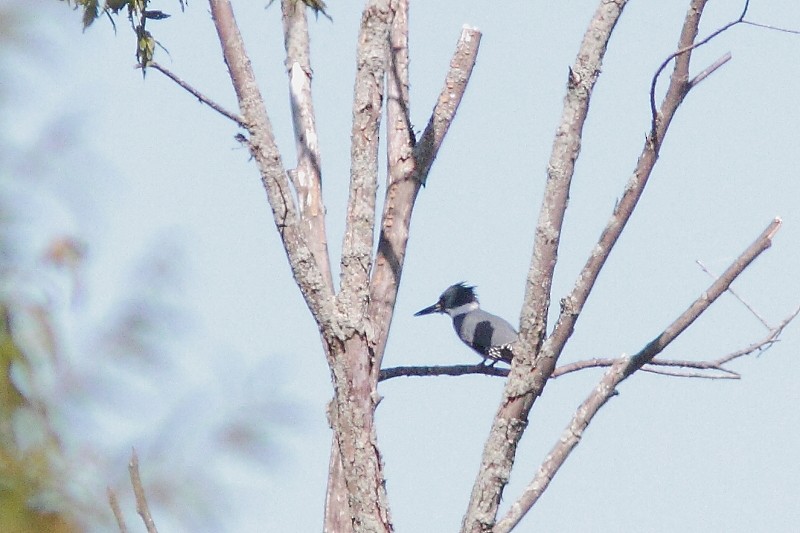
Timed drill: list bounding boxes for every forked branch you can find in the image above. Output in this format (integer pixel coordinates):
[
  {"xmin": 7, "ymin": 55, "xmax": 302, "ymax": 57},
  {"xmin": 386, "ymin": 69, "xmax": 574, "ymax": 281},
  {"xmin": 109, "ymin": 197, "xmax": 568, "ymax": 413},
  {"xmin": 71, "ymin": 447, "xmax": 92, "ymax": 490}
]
[
  {"xmin": 462, "ymin": 3, "xmax": 630, "ymax": 530},
  {"xmin": 494, "ymin": 217, "xmax": 783, "ymax": 533},
  {"xmin": 369, "ymin": 22, "xmax": 482, "ymax": 376},
  {"xmin": 649, "ymin": 1, "xmax": 750, "ymax": 148},
  {"xmin": 207, "ymin": 0, "xmax": 336, "ymax": 327},
  {"xmin": 281, "ymin": 0, "xmax": 333, "ymax": 290}
]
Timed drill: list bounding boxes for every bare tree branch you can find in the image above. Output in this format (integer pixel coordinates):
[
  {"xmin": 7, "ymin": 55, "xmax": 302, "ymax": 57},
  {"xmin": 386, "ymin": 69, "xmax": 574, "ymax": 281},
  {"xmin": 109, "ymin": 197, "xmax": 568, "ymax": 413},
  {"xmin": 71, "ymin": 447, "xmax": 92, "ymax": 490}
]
[
  {"xmin": 128, "ymin": 449, "xmax": 158, "ymax": 533},
  {"xmin": 207, "ymin": 0, "xmax": 336, "ymax": 327},
  {"xmin": 494, "ymin": 217, "xmax": 782, "ymax": 533},
  {"xmin": 107, "ymin": 486, "xmax": 129, "ymax": 533},
  {"xmin": 324, "ymin": 5, "xmax": 397, "ymax": 533},
  {"xmin": 367, "ymin": 0, "xmax": 414, "ymax": 381},
  {"xmin": 640, "ymin": 367, "xmax": 739, "ymax": 379},
  {"xmin": 369, "ymin": 22, "xmax": 482, "ymax": 377},
  {"xmin": 336, "ymin": 0, "xmax": 394, "ymax": 326},
  {"xmin": 380, "ymin": 363, "xmax": 508, "ymax": 381},
  {"xmin": 413, "ymin": 25, "xmax": 482, "ymax": 184},
  {"xmin": 377, "ymin": 303, "xmax": 796, "ymax": 384},
  {"xmin": 538, "ymin": 0, "xmax": 717, "ymax": 381},
  {"xmin": 649, "ymin": 1, "xmax": 750, "ymax": 147},
  {"xmin": 741, "ymin": 19, "xmax": 800, "ymax": 34},
  {"xmin": 278, "ymin": 5, "xmax": 341, "ymax": 531},
  {"xmin": 281, "ymin": 0, "xmax": 334, "ymax": 290},
  {"xmin": 625, "ymin": 218, "xmax": 782, "ymax": 376},
  {"xmin": 461, "ymin": 3, "xmax": 629, "ymax": 531},
  {"xmin": 146, "ymin": 61, "xmax": 246, "ymax": 127},
  {"xmin": 688, "ymin": 52, "xmax": 732, "ymax": 88}
]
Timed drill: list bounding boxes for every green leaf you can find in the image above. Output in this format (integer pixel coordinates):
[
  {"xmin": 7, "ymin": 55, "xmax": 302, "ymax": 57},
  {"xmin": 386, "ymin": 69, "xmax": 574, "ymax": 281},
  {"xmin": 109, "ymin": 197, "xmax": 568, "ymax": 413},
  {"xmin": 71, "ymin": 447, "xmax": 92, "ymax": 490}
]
[{"xmin": 80, "ymin": 0, "xmax": 100, "ymax": 29}]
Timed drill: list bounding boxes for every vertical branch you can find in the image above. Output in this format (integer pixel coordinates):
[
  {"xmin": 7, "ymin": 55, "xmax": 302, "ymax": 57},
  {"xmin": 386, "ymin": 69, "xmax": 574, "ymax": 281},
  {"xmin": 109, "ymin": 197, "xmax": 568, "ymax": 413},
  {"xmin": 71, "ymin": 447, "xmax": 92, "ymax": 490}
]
[
  {"xmin": 208, "ymin": 0, "xmax": 336, "ymax": 326},
  {"xmin": 337, "ymin": 0, "xmax": 394, "ymax": 325},
  {"xmin": 282, "ymin": 0, "xmax": 334, "ymax": 289},
  {"xmin": 461, "ymin": 2, "xmax": 629, "ymax": 532},
  {"xmin": 367, "ymin": 0, "xmax": 412, "ymax": 376},
  {"xmin": 325, "ymin": 4, "xmax": 395, "ymax": 533},
  {"xmin": 128, "ymin": 449, "xmax": 158, "ymax": 533}
]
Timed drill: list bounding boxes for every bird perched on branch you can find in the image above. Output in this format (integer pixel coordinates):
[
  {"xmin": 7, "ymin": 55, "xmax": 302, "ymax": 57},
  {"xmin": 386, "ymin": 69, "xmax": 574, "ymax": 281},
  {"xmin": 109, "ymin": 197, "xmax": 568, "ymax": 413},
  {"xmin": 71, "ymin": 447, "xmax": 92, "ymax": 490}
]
[{"xmin": 414, "ymin": 283, "xmax": 517, "ymax": 364}]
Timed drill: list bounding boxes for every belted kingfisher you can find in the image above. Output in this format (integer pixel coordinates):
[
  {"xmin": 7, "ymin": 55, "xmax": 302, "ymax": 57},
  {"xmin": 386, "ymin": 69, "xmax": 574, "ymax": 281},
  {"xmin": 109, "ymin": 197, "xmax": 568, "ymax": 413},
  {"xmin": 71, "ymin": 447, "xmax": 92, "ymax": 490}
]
[{"xmin": 414, "ymin": 282, "xmax": 517, "ymax": 364}]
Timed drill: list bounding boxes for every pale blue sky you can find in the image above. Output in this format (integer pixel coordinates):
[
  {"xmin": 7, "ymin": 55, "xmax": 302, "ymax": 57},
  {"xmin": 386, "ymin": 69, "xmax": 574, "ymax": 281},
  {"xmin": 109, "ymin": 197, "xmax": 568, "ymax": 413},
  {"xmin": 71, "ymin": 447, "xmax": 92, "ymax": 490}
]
[{"xmin": 6, "ymin": 1, "xmax": 800, "ymax": 531}]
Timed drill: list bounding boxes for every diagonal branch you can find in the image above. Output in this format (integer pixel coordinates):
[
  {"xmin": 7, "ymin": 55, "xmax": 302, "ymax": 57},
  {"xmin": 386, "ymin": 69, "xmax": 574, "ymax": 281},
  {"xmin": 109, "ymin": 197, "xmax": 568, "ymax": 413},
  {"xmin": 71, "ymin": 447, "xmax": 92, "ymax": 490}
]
[
  {"xmin": 147, "ymin": 61, "xmax": 246, "ymax": 127},
  {"xmin": 128, "ymin": 449, "xmax": 158, "ymax": 533},
  {"xmin": 281, "ymin": 0, "xmax": 334, "ymax": 290},
  {"xmin": 539, "ymin": 0, "xmax": 718, "ymax": 396},
  {"xmin": 461, "ymin": 3, "xmax": 630, "ymax": 531},
  {"xmin": 108, "ymin": 487, "xmax": 129, "ymax": 533},
  {"xmin": 696, "ymin": 259, "xmax": 770, "ymax": 328},
  {"xmin": 207, "ymin": 0, "xmax": 335, "ymax": 326},
  {"xmin": 625, "ymin": 218, "xmax": 782, "ymax": 376},
  {"xmin": 369, "ymin": 22, "xmax": 482, "ymax": 378},
  {"xmin": 494, "ymin": 217, "xmax": 782, "ymax": 533},
  {"xmin": 413, "ymin": 25, "xmax": 482, "ymax": 185}
]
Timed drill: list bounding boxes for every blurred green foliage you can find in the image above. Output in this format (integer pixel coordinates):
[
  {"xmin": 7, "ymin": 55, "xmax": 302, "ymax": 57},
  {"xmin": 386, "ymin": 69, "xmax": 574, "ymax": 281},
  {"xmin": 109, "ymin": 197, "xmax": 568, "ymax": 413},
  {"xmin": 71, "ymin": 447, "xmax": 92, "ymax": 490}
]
[{"xmin": 0, "ymin": 283, "xmax": 78, "ymax": 533}]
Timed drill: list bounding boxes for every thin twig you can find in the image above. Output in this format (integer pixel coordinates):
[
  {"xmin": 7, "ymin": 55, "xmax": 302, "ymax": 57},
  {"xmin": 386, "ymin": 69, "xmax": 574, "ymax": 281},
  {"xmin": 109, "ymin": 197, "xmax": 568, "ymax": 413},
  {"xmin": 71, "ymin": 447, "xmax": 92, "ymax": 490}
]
[
  {"xmin": 641, "ymin": 367, "xmax": 739, "ymax": 379},
  {"xmin": 741, "ymin": 20, "xmax": 800, "ymax": 35},
  {"xmin": 716, "ymin": 306, "xmax": 800, "ymax": 365},
  {"xmin": 650, "ymin": 1, "xmax": 750, "ymax": 145},
  {"xmin": 147, "ymin": 61, "xmax": 246, "ymax": 127},
  {"xmin": 696, "ymin": 259, "xmax": 770, "ymax": 328},
  {"xmin": 688, "ymin": 52, "xmax": 732, "ymax": 88},
  {"xmin": 107, "ymin": 487, "xmax": 129, "ymax": 533},
  {"xmin": 128, "ymin": 449, "xmax": 159, "ymax": 533}
]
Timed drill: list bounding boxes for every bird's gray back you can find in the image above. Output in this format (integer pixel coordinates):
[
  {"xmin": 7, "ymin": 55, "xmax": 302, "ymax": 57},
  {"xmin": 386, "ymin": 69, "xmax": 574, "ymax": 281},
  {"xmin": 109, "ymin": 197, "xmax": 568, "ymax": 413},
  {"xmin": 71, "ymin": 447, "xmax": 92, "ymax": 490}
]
[{"xmin": 452, "ymin": 309, "xmax": 518, "ymax": 355}]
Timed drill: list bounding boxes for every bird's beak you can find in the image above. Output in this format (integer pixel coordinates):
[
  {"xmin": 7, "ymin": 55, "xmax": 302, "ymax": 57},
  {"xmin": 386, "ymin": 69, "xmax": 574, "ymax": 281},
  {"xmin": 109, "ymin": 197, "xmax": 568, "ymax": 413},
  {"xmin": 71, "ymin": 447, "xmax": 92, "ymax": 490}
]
[{"xmin": 414, "ymin": 302, "xmax": 441, "ymax": 316}]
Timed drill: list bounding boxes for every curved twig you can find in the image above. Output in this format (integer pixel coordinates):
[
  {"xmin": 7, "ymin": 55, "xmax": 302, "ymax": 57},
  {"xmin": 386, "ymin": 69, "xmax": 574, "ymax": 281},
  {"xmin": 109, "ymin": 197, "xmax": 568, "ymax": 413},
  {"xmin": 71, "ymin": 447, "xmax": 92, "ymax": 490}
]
[{"xmin": 649, "ymin": 1, "xmax": 750, "ymax": 147}]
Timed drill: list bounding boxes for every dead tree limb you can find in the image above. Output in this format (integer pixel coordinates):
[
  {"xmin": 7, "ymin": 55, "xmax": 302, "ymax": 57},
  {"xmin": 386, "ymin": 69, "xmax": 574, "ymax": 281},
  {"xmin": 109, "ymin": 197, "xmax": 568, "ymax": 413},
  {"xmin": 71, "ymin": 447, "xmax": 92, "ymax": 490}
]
[
  {"xmin": 207, "ymin": 0, "xmax": 337, "ymax": 328},
  {"xmin": 146, "ymin": 61, "xmax": 246, "ymax": 127},
  {"xmin": 461, "ymin": 2, "xmax": 629, "ymax": 529},
  {"xmin": 281, "ymin": 0, "xmax": 334, "ymax": 289},
  {"xmin": 494, "ymin": 217, "xmax": 782, "ymax": 533},
  {"xmin": 128, "ymin": 449, "xmax": 158, "ymax": 533}
]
